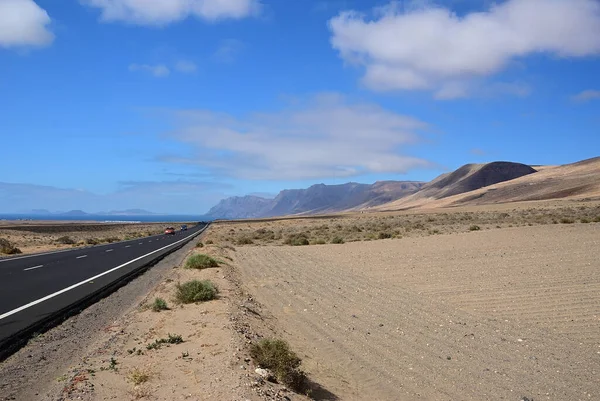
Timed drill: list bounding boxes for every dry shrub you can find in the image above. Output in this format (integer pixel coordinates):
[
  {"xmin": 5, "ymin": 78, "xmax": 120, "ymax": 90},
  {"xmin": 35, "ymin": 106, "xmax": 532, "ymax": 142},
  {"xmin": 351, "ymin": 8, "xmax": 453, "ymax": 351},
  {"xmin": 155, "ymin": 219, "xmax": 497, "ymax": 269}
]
[
  {"xmin": 185, "ymin": 254, "xmax": 219, "ymax": 269},
  {"xmin": 175, "ymin": 280, "xmax": 218, "ymax": 304},
  {"xmin": 0, "ymin": 238, "xmax": 21, "ymax": 255},
  {"xmin": 250, "ymin": 339, "xmax": 306, "ymax": 391}
]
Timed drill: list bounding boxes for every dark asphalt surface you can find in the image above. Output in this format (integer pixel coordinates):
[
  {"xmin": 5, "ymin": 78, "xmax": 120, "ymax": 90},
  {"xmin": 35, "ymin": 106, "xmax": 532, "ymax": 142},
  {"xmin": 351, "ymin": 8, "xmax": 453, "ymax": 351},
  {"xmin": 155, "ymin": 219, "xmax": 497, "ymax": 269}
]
[{"xmin": 0, "ymin": 223, "xmax": 206, "ymax": 348}]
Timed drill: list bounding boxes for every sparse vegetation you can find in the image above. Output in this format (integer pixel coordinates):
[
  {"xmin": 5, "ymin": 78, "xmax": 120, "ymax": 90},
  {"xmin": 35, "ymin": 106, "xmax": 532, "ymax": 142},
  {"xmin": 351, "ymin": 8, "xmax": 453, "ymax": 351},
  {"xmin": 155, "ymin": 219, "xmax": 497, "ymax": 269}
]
[
  {"xmin": 185, "ymin": 254, "xmax": 219, "ymax": 269},
  {"xmin": 146, "ymin": 333, "xmax": 184, "ymax": 350},
  {"xmin": 56, "ymin": 236, "xmax": 76, "ymax": 245},
  {"xmin": 103, "ymin": 236, "xmax": 121, "ymax": 243},
  {"xmin": 0, "ymin": 238, "xmax": 22, "ymax": 255},
  {"xmin": 560, "ymin": 218, "xmax": 575, "ymax": 224},
  {"xmin": 285, "ymin": 233, "xmax": 310, "ymax": 246},
  {"xmin": 128, "ymin": 368, "xmax": 151, "ymax": 385},
  {"xmin": 175, "ymin": 280, "xmax": 218, "ymax": 304},
  {"xmin": 196, "ymin": 241, "xmax": 204, "ymax": 248},
  {"xmin": 151, "ymin": 297, "xmax": 168, "ymax": 312},
  {"xmin": 331, "ymin": 236, "xmax": 345, "ymax": 244},
  {"xmin": 85, "ymin": 238, "xmax": 99, "ymax": 245},
  {"xmin": 250, "ymin": 338, "xmax": 306, "ymax": 391},
  {"xmin": 236, "ymin": 236, "xmax": 254, "ymax": 245},
  {"xmin": 100, "ymin": 357, "xmax": 119, "ymax": 371},
  {"xmin": 469, "ymin": 225, "xmax": 481, "ymax": 231},
  {"xmin": 594, "ymin": 216, "xmax": 600, "ymax": 223},
  {"xmin": 378, "ymin": 232, "xmax": 392, "ymax": 239}
]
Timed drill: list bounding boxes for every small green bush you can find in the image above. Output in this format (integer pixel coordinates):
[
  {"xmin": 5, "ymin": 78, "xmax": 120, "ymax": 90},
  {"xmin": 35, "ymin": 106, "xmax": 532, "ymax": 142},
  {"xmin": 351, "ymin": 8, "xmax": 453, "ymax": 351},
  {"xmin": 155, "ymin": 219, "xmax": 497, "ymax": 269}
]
[
  {"xmin": 580, "ymin": 218, "xmax": 590, "ymax": 224},
  {"xmin": 312, "ymin": 239, "xmax": 327, "ymax": 245},
  {"xmin": 104, "ymin": 236, "xmax": 121, "ymax": 243},
  {"xmin": 151, "ymin": 297, "xmax": 168, "ymax": 312},
  {"xmin": 378, "ymin": 232, "xmax": 392, "ymax": 239},
  {"xmin": 175, "ymin": 280, "xmax": 218, "ymax": 304},
  {"xmin": 469, "ymin": 225, "xmax": 481, "ymax": 231},
  {"xmin": 331, "ymin": 236, "xmax": 345, "ymax": 244},
  {"xmin": 185, "ymin": 254, "xmax": 219, "ymax": 270},
  {"xmin": 205, "ymin": 239, "xmax": 214, "ymax": 244},
  {"xmin": 196, "ymin": 241, "xmax": 204, "ymax": 248},
  {"xmin": 0, "ymin": 238, "xmax": 22, "ymax": 255},
  {"xmin": 85, "ymin": 238, "xmax": 99, "ymax": 245},
  {"xmin": 250, "ymin": 339, "xmax": 306, "ymax": 391},
  {"xmin": 146, "ymin": 333, "xmax": 184, "ymax": 350},
  {"xmin": 56, "ymin": 236, "xmax": 76, "ymax": 245},
  {"xmin": 560, "ymin": 218, "xmax": 575, "ymax": 224}
]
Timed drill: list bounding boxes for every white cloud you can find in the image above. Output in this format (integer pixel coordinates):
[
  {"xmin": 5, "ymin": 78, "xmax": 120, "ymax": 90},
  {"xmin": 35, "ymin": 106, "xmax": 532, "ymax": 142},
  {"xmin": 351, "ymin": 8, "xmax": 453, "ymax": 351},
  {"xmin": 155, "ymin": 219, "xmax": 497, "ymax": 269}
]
[
  {"xmin": 162, "ymin": 93, "xmax": 432, "ymax": 180},
  {"xmin": 572, "ymin": 89, "xmax": 600, "ymax": 102},
  {"xmin": 329, "ymin": 0, "xmax": 600, "ymax": 99},
  {"xmin": 213, "ymin": 39, "xmax": 243, "ymax": 63},
  {"xmin": 129, "ymin": 63, "xmax": 170, "ymax": 77},
  {"xmin": 0, "ymin": 0, "xmax": 54, "ymax": 48},
  {"xmin": 81, "ymin": 0, "xmax": 261, "ymax": 26},
  {"xmin": 175, "ymin": 60, "xmax": 198, "ymax": 73}
]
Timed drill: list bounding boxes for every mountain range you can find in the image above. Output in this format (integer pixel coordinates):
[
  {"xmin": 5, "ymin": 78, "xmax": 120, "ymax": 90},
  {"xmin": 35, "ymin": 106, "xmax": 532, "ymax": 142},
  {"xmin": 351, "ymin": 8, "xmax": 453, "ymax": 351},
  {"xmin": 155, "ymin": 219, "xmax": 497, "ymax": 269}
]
[
  {"xmin": 206, "ymin": 157, "xmax": 600, "ymax": 219},
  {"xmin": 205, "ymin": 181, "xmax": 425, "ymax": 219},
  {"xmin": 18, "ymin": 209, "xmax": 158, "ymax": 216}
]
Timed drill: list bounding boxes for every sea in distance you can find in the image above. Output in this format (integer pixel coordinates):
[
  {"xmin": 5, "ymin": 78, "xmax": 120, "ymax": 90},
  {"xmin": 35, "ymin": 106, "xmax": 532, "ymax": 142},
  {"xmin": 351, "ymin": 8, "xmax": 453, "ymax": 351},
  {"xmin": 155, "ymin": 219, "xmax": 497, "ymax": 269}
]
[{"xmin": 0, "ymin": 214, "xmax": 210, "ymax": 223}]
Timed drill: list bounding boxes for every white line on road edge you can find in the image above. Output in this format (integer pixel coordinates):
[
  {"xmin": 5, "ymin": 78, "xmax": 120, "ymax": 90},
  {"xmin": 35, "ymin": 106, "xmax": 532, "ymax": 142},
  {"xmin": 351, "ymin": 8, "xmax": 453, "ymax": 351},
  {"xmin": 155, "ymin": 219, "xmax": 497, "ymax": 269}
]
[
  {"xmin": 24, "ymin": 265, "xmax": 43, "ymax": 271},
  {"xmin": 76, "ymin": 255, "xmax": 87, "ymax": 259},
  {"xmin": 0, "ymin": 227, "xmax": 205, "ymax": 321}
]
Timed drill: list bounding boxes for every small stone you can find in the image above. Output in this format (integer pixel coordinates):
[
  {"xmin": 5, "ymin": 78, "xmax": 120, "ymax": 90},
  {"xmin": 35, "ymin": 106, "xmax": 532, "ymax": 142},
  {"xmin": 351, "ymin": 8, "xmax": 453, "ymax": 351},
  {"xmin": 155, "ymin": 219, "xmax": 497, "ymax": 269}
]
[{"xmin": 255, "ymin": 368, "xmax": 273, "ymax": 380}]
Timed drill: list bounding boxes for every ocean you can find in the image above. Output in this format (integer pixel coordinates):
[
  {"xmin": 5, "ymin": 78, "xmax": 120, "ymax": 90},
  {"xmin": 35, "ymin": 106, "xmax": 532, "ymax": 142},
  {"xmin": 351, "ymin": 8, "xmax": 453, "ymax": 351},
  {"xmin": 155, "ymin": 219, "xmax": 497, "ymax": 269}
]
[{"xmin": 0, "ymin": 214, "xmax": 210, "ymax": 223}]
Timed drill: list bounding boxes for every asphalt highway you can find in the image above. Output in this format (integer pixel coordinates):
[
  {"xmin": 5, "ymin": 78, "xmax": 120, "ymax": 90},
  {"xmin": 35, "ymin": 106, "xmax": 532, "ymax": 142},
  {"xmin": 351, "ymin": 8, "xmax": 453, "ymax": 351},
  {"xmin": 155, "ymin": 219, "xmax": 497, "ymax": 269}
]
[{"xmin": 0, "ymin": 223, "xmax": 207, "ymax": 353}]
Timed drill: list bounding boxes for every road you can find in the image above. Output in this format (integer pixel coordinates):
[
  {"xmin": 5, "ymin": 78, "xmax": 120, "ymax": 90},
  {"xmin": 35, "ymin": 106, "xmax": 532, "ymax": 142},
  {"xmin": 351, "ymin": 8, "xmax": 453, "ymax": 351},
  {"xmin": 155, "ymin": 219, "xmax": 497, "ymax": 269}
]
[{"xmin": 0, "ymin": 223, "xmax": 207, "ymax": 356}]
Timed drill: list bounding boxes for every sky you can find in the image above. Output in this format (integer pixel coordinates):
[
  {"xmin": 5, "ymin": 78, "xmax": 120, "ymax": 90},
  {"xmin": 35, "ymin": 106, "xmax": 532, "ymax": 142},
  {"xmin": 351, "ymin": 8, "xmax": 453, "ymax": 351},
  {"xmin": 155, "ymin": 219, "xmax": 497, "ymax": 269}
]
[{"xmin": 0, "ymin": 0, "xmax": 599, "ymax": 214}]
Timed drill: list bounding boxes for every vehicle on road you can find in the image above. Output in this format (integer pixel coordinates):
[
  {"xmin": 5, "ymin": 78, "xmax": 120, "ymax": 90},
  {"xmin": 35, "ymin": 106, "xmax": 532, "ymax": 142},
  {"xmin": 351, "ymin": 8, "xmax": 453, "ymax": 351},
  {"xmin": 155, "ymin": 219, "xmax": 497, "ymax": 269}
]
[
  {"xmin": 180, "ymin": 224, "xmax": 188, "ymax": 231},
  {"xmin": 164, "ymin": 227, "xmax": 175, "ymax": 235}
]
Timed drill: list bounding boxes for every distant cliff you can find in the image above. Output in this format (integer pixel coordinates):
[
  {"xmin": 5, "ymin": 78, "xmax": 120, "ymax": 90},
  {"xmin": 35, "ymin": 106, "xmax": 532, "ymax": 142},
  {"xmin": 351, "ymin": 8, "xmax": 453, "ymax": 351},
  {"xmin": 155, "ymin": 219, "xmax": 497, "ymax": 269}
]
[{"xmin": 205, "ymin": 181, "xmax": 424, "ymax": 219}]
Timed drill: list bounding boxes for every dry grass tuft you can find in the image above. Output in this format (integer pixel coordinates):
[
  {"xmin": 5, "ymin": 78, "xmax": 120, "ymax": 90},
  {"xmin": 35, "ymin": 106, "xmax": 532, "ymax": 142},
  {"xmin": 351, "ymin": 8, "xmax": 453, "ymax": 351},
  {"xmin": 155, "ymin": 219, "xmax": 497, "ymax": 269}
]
[{"xmin": 128, "ymin": 367, "xmax": 151, "ymax": 385}]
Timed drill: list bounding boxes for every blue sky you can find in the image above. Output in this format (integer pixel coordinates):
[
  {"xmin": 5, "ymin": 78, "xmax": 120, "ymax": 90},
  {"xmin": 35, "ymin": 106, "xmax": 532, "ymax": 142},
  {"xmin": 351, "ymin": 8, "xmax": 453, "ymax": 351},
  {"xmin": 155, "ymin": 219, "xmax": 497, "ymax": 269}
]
[{"xmin": 1, "ymin": 0, "xmax": 599, "ymax": 214}]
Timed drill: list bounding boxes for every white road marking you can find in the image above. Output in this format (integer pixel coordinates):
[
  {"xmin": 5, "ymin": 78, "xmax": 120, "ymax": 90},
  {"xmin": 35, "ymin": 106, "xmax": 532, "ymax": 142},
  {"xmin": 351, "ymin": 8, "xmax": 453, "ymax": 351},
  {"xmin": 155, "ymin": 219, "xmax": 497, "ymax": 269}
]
[
  {"xmin": 139, "ymin": 243, "xmax": 143, "ymax": 245},
  {"xmin": 105, "ymin": 249, "xmax": 113, "ymax": 252},
  {"xmin": 125, "ymin": 245, "xmax": 131, "ymax": 248},
  {"xmin": 0, "ymin": 227, "xmax": 205, "ymax": 321},
  {"xmin": 24, "ymin": 265, "xmax": 44, "ymax": 271},
  {"xmin": 76, "ymin": 255, "xmax": 88, "ymax": 259}
]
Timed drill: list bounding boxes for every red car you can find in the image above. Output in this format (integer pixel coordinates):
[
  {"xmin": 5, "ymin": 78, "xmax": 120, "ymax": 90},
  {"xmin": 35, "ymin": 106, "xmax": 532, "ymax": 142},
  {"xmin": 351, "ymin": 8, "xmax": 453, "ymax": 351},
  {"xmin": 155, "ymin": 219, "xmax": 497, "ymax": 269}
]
[{"xmin": 164, "ymin": 227, "xmax": 175, "ymax": 235}]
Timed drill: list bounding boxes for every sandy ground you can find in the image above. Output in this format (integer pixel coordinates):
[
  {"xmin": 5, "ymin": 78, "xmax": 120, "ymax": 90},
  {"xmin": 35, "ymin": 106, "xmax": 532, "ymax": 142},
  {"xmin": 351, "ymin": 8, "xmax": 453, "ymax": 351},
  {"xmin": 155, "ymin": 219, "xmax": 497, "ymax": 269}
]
[
  {"xmin": 232, "ymin": 223, "xmax": 600, "ymax": 400},
  {"xmin": 0, "ymin": 222, "xmax": 196, "ymax": 256},
  {"xmin": 3, "ymin": 207, "xmax": 599, "ymax": 401}
]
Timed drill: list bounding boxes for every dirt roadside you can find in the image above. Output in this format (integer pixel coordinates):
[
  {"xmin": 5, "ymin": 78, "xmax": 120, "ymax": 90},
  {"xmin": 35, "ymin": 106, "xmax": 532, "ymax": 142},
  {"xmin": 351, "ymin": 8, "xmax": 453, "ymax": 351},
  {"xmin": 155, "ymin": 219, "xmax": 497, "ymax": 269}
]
[{"xmin": 0, "ymin": 232, "xmax": 315, "ymax": 401}]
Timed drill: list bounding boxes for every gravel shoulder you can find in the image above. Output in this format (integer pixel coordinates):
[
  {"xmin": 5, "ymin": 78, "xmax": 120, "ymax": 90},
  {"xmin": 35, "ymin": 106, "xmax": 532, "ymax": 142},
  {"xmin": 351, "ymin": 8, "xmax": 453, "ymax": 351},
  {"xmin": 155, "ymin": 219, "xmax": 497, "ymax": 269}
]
[{"xmin": 0, "ymin": 235, "xmax": 200, "ymax": 400}]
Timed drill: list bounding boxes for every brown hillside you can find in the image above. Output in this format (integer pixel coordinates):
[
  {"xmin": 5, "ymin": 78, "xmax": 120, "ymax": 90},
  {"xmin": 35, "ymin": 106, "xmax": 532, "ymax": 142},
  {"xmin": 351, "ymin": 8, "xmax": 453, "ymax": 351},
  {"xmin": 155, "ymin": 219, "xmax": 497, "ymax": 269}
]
[
  {"xmin": 375, "ymin": 157, "xmax": 600, "ymax": 211},
  {"xmin": 371, "ymin": 161, "xmax": 536, "ymax": 210}
]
